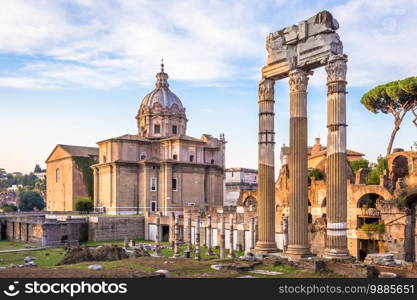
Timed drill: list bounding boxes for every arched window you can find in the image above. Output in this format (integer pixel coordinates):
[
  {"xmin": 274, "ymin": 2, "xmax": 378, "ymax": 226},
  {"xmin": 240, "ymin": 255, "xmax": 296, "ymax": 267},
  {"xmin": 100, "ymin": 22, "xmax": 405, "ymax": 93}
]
[
  {"xmin": 189, "ymin": 155, "xmax": 194, "ymax": 162},
  {"xmin": 56, "ymin": 168, "xmax": 61, "ymax": 183},
  {"xmin": 173, "ymin": 154, "xmax": 178, "ymax": 160}
]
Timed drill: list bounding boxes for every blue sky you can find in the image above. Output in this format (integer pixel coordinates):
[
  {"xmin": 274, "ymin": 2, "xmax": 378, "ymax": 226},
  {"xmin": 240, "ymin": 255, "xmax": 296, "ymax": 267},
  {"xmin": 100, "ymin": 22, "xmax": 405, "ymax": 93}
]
[{"xmin": 0, "ymin": 0, "xmax": 416, "ymax": 174}]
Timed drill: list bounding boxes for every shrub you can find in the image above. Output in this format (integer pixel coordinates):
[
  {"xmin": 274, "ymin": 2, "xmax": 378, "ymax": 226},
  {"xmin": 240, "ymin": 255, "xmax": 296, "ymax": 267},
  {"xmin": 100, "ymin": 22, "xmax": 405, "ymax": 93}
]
[
  {"xmin": 75, "ymin": 197, "xmax": 94, "ymax": 212},
  {"xmin": 396, "ymin": 195, "xmax": 407, "ymax": 209},
  {"xmin": 18, "ymin": 190, "xmax": 45, "ymax": 211},
  {"xmin": 360, "ymin": 222, "xmax": 385, "ymax": 234},
  {"xmin": 366, "ymin": 156, "xmax": 388, "ymax": 185},
  {"xmin": 1, "ymin": 204, "xmax": 18, "ymax": 212},
  {"xmin": 308, "ymin": 168, "xmax": 324, "ymax": 183},
  {"xmin": 350, "ymin": 159, "xmax": 369, "ymax": 172}
]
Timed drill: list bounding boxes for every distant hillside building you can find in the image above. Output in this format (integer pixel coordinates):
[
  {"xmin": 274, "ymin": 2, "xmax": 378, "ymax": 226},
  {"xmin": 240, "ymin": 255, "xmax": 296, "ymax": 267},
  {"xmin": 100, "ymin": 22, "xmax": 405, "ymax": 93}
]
[
  {"xmin": 224, "ymin": 168, "xmax": 258, "ymax": 206},
  {"xmin": 280, "ymin": 137, "xmax": 364, "ymax": 170},
  {"xmin": 45, "ymin": 145, "xmax": 98, "ymax": 211}
]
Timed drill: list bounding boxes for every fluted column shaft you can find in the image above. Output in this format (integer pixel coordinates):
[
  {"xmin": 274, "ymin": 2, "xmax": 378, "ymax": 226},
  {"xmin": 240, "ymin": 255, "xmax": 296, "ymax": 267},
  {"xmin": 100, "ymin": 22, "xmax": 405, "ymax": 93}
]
[
  {"xmin": 325, "ymin": 54, "xmax": 349, "ymax": 258},
  {"xmin": 155, "ymin": 212, "xmax": 161, "ymax": 256},
  {"xmin": 228, "ymin": 215, "xmax": 236, "ymax": 258},
  {"xmin": 206, "ymin": 215, "xmax": 214, "ymax": 255},
  {"xmin": 286, "ymin": 69, "xmax": 311, "ymax": 258},
  {"xmin": 220, "ymin": 214, "xmax": 226, "ymax": 258},
  {"xmin": 173, "ymin": 215, "xmax": 180, "ymax": 258},
  {"xmin": 187, "ymin": 211, "xmax": 192, "ymax": 251},
  {"xmin": 195, "ymin": 215, "xmax": 201, "ymax": 260},
  {"xmin": 255, "ymin": 78, "xmax": 278, "ymax": 253}
]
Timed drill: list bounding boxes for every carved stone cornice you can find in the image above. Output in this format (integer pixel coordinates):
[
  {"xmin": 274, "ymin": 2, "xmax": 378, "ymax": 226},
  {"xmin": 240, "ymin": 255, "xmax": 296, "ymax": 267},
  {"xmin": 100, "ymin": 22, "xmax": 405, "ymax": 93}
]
[
  {"xmin": 288, "ymin": 69, "xmax": 309, "ymax": 93},
  {"xmin": 326, "ymin": 54, "xmax": 348, "ymax": 83},
  {"xmin": 258, "ymin": 78, "xmax": 275, "ymax": 101}
]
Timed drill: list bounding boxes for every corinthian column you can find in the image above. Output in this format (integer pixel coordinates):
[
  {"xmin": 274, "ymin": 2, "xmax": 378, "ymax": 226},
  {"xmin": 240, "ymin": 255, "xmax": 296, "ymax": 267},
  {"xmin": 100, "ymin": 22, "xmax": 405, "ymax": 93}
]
[
  {"xmin": 286, "ymin": 69, "xmax": 311, "ymax": 259},
  {"xmin": 255, "ymin": 78, "xmax": 277, "ymax": 253},
  {"xmin": 325, "ymin": 54, "xmax": 349, "ymax": 258}
]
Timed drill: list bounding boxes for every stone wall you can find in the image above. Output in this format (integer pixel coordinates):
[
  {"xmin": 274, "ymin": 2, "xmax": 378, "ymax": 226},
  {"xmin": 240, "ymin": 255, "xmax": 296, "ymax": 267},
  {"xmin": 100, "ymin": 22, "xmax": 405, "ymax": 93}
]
[
  {"xmin": 2, "ymin": 216, "xmax": 88, "ymax": 246},
  {"xmin": 88, "ymin": 216, "xmax": 145, "ymax": 241}
]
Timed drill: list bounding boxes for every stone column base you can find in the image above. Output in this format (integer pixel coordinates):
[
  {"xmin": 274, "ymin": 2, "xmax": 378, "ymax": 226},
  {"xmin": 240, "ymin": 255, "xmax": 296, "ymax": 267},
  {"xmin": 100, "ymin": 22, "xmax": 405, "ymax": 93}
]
[
  {"xmin": 255, "ymin": 241, "xmax": 278, "ymax": 254},
  {"xmin": 285, "ymin": 245, "xmax": 312, "ymax": 259},
  {"xmin": 324, "ymin": 248, "xmax": 351, "ymax": 259}
]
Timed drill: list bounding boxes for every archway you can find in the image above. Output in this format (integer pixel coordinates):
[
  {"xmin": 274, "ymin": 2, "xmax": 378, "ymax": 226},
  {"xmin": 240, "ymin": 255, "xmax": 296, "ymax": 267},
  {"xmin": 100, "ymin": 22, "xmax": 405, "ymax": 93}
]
[
  {"xmin": 356, "ymin": 193, "xmax": 385, "ymax": 260},
  {"xmin": 392, "ymin": 155, "xmax": 409, "ymax": 188},
  {"xmin": 404, "ymin": 193, "xmax": 417, "ymax": 262},
  {"xmin": 357, "ymin": 193, "xmax": 384, "ymax": 208}
]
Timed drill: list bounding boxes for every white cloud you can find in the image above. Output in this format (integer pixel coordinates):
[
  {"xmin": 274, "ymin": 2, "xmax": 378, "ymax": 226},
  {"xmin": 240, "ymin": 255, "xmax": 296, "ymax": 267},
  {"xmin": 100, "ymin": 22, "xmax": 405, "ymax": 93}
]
[
  {"xmin": 0, "ymin": 0, "xmax": 267, "ymax": 89},
  {"xmin": 0, "ymin": 0, "xmax": 415, "ymax": 89},
  {"xmin": 332, "ymin": 0, "xmax": 417, "ymax": 86}
]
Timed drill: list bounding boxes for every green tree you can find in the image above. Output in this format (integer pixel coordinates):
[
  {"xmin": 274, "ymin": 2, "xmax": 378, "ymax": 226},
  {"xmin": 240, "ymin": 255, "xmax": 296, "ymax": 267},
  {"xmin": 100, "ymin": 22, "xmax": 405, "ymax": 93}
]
[
  {"xmin": 308, "ymin": 168, "xmax": 324, "ymax": 182},
  {"xmin": 366, "ymin": 156, "xmax": 388, "ymax": 185},
  {"xmin": 75, "ymin": 197, "xmax": 94, "ymax": 212},
  {"xmin": 1, "ymin": 204, "xmax": 18, "ymax": 212},
  {"xmin": 361, "ymin": 76, "xmax": 417, "ymax": 156},
  {"xmin": 350, "ymin": 159, "xmax": 369, "ymax": 172},
  {"xmin": 18, "ymin": 191, "xmax": 45, "ymax": 211},
  {"xmin": 34, "ymin": 164, "xmax": 42, "ymax": 173}
]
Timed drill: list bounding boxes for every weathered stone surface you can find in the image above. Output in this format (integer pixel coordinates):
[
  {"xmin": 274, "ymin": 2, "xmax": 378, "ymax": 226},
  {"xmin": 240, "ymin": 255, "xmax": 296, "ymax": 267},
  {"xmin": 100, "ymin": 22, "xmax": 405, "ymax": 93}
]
[
  {"xmin": 264, "ymin": 11, "xmax": 342, "ymax": 79},
  {"xmin": 249, "ymin": 270, "xmax": 284, "ymax": 276},
  {"xmin": 132, "ymin": 247, "xmax": 150, "ymax": 257},
  {"xmin": 365, "ymin": 254, "xmax": 396, "ymax": 266},
  {"xmin": 379, "ymin": 272, "xmax": 398, "ymax": 278},
  {"xmin": 366, "ymin": 266, "xmax": 380, "ymax": 278},
  {"xmin": 88, "ymin": 264, "xmax": 103, "ymax": 271},
  {"xmin": 59, "ymin": 245, "xmax": 128, "ymax": 265},
  {"xmin": 155, "ymin": 269, "xmax": 170, "ymax": 278},
  {"xmin": 314, "ymin": 260, "xmax": 327, "ymax": 273},
  {"xmin": 262, "ymin": 256, "xmax": 287, "ymax": 266},
  {"xmin": 24, "ymin": 256, "xmax": 37, "ymax": 263}
]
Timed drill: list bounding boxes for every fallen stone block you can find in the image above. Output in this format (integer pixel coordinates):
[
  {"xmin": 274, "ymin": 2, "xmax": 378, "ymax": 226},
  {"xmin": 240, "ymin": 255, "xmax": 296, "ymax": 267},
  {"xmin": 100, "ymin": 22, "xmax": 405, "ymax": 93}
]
[
  {"xmin": 211, "ymin": 264, "xmax": 224, "ymax": 271},
  {"xmin": 379, "ymin": 272, "xmax": 398, "ymax": 278},
  {"xmin": 249, "ymin": 270, "xmax": 284, "ymax": 276},
  {"xmin": 88, "ymin": 264, "xmax": 103, "ymax": 271},
  {"xmin": 24, "ymin": 256, "xmax": 37, "ymax": 263},
  {"xmin": 155, "ymin": 269, "xmax": 170, "ymax": 278},
  {"xmin": 366, "ymin": 266, "xmax": 380, "ymax": 278}
]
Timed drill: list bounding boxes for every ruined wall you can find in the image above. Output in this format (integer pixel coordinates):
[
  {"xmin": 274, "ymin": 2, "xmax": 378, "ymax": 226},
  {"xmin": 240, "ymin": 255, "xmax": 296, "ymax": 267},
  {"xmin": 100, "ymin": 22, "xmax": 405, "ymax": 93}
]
[
  {"xmin": 3, "ymin": 216, "xmax": 88, "ymax": 246},
  {"xmin": 88, "ymin": 216, "xmax": 145, "ymax": 241},
  {"xmin": 41, "ymin": 222, "xmax": 88, "ymax": 246}
]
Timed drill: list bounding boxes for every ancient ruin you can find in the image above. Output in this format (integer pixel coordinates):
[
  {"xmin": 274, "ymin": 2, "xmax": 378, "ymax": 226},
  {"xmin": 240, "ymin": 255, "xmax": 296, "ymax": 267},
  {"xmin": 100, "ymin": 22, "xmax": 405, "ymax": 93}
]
[{"xmin": 256, "ymin": 10, "xmax": 348, "ymax": 258}]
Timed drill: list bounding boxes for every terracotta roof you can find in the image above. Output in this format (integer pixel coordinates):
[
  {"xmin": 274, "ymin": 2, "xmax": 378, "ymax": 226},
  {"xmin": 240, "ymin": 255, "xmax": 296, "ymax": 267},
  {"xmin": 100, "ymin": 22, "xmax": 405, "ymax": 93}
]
[
  {"xmin": 59, "ymin": 144, "xmax": 98, "ymax": 157},
  {"xmin": 309, "ymin": 148, "xmax": 364, "ymax": 159},
  {"xmin": 160, "ymin": 134, "xmax": 205, "ymax": 143},
  {"xmin": 115, "ymin": 134, "xmax": 150, "ymax": 141},
  {"xmin": 46, "ymin": 144, "xmax": 98, "ymax": 163}
]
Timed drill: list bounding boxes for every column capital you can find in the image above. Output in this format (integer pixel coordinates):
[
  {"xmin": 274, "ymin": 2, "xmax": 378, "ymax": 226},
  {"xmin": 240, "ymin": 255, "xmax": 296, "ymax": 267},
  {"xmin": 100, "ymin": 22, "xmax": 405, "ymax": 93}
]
[
  {"xmin": 288, "ymin": 69, "xmax": 309, "ymax": 94},
  {"xmin": 326, "ymin": 54, "xmax": 348, "ymax": 83},
  {"xmin": 259, "ymin": 78, "xmax": 275, "ymax": 101}
]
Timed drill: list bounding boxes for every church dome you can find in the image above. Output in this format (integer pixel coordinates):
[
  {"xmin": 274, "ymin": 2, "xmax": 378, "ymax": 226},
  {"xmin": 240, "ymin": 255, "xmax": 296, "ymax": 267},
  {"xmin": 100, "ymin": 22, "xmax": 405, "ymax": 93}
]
[
  {"xmin": 136, "ymin": 61, "xmax": 188, "ymax": 138},
  {"xmin": 140, "ymin": 62, "xmax": 184, "ymax": 111}
]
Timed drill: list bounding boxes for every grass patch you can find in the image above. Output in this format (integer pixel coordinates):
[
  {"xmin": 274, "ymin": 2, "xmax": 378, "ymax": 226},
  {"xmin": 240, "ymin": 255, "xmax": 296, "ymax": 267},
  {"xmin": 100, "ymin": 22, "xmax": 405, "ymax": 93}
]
[
  {"xmin": 257, "ymin": 264, "xmax": 299, "ymax": 274},
  {"xmin": 81, "ymin": 239, "xmax": 154, "ymax": 247},
  {"xmin": 0, "ymin": 240, "xmax": 39, "ymax": 251},
  {"xmin": 157, "ymin": 245, "xmax": 244, "ymax": 259},
  {"xmin": 0, "ymin": 248, "xmax": 65, "ymax": 267}
]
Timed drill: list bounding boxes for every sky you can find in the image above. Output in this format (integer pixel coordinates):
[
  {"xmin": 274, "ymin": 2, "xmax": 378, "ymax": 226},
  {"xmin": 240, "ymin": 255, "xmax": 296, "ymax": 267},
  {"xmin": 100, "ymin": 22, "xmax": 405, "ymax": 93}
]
[{"xmin": 0, "ymin": 0, "xmax": 416, "ymax": 174}]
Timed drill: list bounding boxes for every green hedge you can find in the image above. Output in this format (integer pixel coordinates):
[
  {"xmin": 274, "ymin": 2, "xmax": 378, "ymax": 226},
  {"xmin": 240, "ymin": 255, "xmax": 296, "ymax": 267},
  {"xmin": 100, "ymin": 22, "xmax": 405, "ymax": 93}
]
[{"xmin": 75, "ymin": 197, "xmax": 94, "ymax": 212}]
